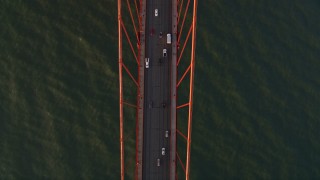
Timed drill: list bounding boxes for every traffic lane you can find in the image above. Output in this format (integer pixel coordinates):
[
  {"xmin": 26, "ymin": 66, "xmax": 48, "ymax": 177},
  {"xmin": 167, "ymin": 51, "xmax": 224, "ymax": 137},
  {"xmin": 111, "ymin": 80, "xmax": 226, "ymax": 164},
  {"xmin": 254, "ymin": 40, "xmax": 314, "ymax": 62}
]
[
  {"xmin": 149, "ymin": 41, "xmax": 164, "ymax": 178},
  {"xmin": 149, "ymin": 42, "xmax": 171, "ymax": 179},
  {"xmin": 143, "ymin": 0, "xmax": 172, "ymax": 178},
  {"xmin": 161, "ymin": 46, "xmax": 171, "ymax": 180},
  {"xmin": 143, "ymin": 2, "xmax": 152, "ymax": 172},
  {"xmin": 156, "ymin": 0, "xmax": 172, "ymax": 177},
  {"xmin": 143, "ymin": 0, "xmax": 152, "ymax": 176},
  {"xmin": 148, "ymin": 22, "xmax": 162, "ymax": 178},
  {"xmin": 143, "ymin": 73, "xmax": 152, "ymax": 180},
  {"xmin": 151, "ymin": 5, "xmax": 164, "ymax": 173},
  {"xmin": 143, "ymin": 5, "xmax": 161, "ymax": 179}
]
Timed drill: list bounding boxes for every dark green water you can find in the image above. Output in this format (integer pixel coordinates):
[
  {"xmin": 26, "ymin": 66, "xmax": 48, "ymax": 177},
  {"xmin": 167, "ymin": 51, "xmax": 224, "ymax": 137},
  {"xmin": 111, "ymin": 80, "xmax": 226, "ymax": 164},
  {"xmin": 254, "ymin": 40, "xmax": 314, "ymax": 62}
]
[{"xmin": 1, "ymin": 0, "xmax": 320, "ymax": 179}]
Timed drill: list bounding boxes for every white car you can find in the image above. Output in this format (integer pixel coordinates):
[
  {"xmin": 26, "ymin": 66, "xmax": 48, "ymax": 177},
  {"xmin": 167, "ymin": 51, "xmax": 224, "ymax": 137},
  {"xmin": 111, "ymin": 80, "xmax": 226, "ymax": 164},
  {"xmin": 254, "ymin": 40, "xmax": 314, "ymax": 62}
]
[
  {"xmin": 155, "ymin": 9, "xmax": 158, "ymax": 17},
  {"xmin": 157, "ymin": 158, "xmax": 160, "ymax": 167},
  {"xmin": 167, "ymin": 33, "xmax": 171, "ymax": 44},
  {"xmin": 145, "ymin": 58, "xmax": 149, "ymax": 68},
  {"xmin": 161, "ymin": 148, "xmax": 165, "ymax": 155},
  {"xmin": 163, "ymin": 49, "xmax": 167, "ymax": 57},
  {"xmin": 165, "ymin": 130, "xmax": 169, "ymax": 138}
]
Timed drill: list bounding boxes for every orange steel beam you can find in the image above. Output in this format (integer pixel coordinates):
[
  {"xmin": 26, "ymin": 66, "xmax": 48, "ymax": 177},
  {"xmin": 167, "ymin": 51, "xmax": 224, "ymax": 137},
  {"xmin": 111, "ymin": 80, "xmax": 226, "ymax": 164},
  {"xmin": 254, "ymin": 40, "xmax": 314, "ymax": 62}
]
[
  {"xmin": 123, "ymin": 101, "xmax": 138, "ymax": 108},
  {"xmin": 177, "ymin": 25, "xmax": 193, "ymax": 66},
  {"xmin": 126, "ymin": 0, "xmax": 139, "ymax": 43},
  {"xmin": 122, "ymin": 63, "xmax": 139, "ymax": 86},
  {"xmin": 177, "ymin": 0, "xmax": 184, "ymax": 24},
  {"xmin": 177, "ymin": 64, "xmax": 191, "ymax": 88},
  {"xmin": 121, "ymin": 20, "xmax": 139, "ymax": 65},
  {"xmin": 136, "ymin": 0, "xmax": 145, "ymax": 178},
  {"xmin": 177, "ymin": 129, "xmax": 188, "ymax": 141},
  {"xmin": 135, "ymin": 77, "xmax": 139, "ymax": 180},
  {"xmin": 134, "ymin": 1, "xmax": 139, "ymax": 176},
  {"xmin": 118, "ymin": 0, "xmax": 124, "ymax": 179},
  {"xmin": 171, "ymin": 0, "xmax": 178, "ymax": 178},
  {"xmin": 134, "ymin": 0, "xmax": 141, "ymax": 28},
  {"xmin": 176, "ymin": 152, "xmax": 186, "ymax": 173},
  {"xmin": 178, "ymin": 0, "xmax": 191, "ymax": 43},
  {"xmin": 135, "ymin": 2, "xmax": 141, "ymax": 176},
  {"xmin": 185, "ymin": 0, "xmax": 197, "ymax": 179},
  {"xmin": 177, "ymin": 103, "xmax": 189, "ymax": 109}
]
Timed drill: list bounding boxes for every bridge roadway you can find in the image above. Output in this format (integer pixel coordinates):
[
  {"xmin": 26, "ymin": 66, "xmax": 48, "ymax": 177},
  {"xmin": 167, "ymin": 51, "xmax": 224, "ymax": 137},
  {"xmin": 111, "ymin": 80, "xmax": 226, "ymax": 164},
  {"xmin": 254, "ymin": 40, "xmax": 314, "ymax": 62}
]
[{"xmin": 142, "ymin": 0, "xmax": 174, "ymax": 179}]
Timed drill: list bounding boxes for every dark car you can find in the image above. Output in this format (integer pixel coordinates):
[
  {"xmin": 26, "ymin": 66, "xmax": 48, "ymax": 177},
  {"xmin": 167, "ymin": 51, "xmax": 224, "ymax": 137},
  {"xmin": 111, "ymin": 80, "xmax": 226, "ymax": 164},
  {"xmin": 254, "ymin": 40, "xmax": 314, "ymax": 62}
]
[
  {"xmin": 162, "ymin": 103, "xmax": 166, "ymax": 108},
  {"xmin": 150, "ymin": 28, "xmax": 155, "ymax": 36}
]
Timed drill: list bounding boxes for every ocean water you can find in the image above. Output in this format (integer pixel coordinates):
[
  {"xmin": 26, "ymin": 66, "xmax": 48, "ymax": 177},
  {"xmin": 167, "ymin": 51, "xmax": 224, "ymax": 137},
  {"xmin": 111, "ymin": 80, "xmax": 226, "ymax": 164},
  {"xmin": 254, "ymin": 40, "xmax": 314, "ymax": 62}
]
[{"xmin": 1, "ymin": 0, "xmax": 320, "ymax": 179}]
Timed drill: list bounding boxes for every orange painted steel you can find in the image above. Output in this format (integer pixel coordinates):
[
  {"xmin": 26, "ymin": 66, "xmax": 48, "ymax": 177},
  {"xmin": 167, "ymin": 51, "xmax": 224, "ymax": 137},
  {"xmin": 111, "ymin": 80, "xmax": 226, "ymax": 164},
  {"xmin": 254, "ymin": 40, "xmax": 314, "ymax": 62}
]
[
  {"xmin": 176, "ymin": 129, "xmax": 188, "ymax": 141},
  {"xmin": 119, "ymin": 0, "xmax": 143, "ymax": 179},
  {"xmin": 120, "ymin": 20, "xmax": 139, "ymax": 65},
  {"xmin": 177, "ymin": 103, "xmax": 189, "ymax": 109},
  {"xmin": 126, "ymin": 0, "xmax": 139, "ymax": 43},
  {"xmin": 123, "ymin": 101, "xmax": 138, "ymax": 108},
  {"xmin": 177, "ymin": 64, "xmax": 191, "ymax": 88},
  {"xmin": 136, "ymin": 0, "xmax": 145, "ymax": 179},
  {"xmin": 118, "ymin": 0, "xmax": 198, "ymax": 178},
  {"xmin": 118, "ymin": 0, "xmax": 124, "ymax": 179},
  {"xmin": 170, "ymin": 0, "xmax": 178, "ymax": 178},
  {"xmin": 177, "ymin": 25, "xmax": 193, "ymax": 66},
  {"xmin": 135, "ymin": 46, "xmax": 140, "ymax": 179},
  {"xmin": 176, "ymin": 152, "xmax": 186, "ymax": 173},
  {"xmin": 122, "ymin": 63, "xmax": 138, "ymax": 86},
  {"xmin": 177, "ymin": 0, "xmax": 184, "ymax": 25},
  {"xmin": 135, "ymin": 5, "xmax": 141, "ymax": 178},
  {"xmin": 185, "ymin": 0, "xmax": 198, "ymax": 179},
  {"xmin": 178, "ymin": 0, "xmax": 191, "ymax": 43},
  {"xmin": 134, "ymin": 0, "xmax": 141, "ymax": 29}
]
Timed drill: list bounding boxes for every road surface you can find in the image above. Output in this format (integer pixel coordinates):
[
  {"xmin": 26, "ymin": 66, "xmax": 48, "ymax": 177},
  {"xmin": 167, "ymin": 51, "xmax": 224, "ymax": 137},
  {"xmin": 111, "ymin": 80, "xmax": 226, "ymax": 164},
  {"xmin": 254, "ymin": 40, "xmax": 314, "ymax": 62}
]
[{"xmin": 142, "ymin": 0, "xmax": 173, "ymax": 179}]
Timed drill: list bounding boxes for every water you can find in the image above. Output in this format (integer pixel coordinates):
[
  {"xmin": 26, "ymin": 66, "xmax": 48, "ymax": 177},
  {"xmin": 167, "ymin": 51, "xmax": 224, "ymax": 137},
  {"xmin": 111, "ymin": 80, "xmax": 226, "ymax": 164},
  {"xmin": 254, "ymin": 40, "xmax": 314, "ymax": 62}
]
[{"xmin": 1, "ymin": 0, "xmax": 320, "ymax": 179}]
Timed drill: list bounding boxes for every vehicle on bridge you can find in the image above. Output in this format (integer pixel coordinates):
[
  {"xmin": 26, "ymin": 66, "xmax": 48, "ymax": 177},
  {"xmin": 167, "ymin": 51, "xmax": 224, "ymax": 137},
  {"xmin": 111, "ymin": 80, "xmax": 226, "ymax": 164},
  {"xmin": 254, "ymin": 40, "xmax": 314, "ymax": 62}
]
[
  {"xmin": 167, "ymin": 33, "xmax": 171, "ymax": 44},
  {"xmin": 145, "ymin": 58, "xmax": 149, "ymax": 68},
  {"xmin": 162, "ymin": 148, "xmax": 165, "ymax": 155},
  {"xmin": 163, "ymin": 49, "xmax": 167, "ymax": 57},
  {"xmin": 157, "ymin": 158, "xmax": 160, "ymax": 167},
  {"xmin": 155, "ymin": 9, "xmax": 158, "ymax": 17},
  {"xmin": 162, "ymin": 102, "xmax": 166, "ymax": 108},
  {"xmin": 150, "ymin": 28, "xmax": 155, "ymax": 36}
]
